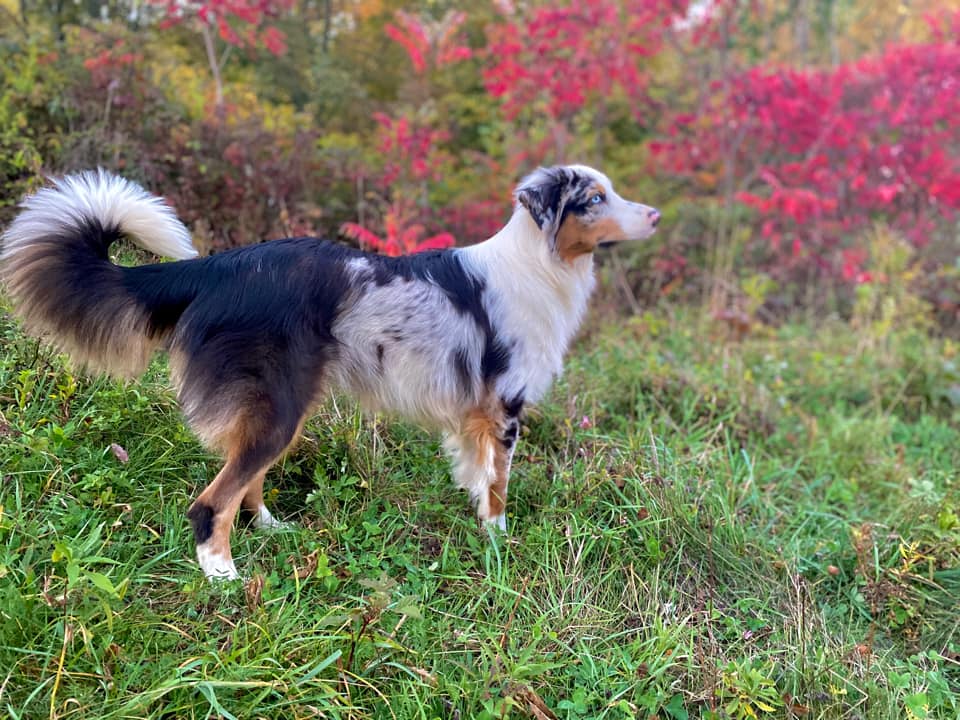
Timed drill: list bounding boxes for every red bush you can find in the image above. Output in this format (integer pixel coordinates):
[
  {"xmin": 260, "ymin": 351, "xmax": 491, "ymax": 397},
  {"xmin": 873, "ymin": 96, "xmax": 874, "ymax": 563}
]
[{"xmin": 653, "ymin": 39, "xmax": 960, "ymax": 284}]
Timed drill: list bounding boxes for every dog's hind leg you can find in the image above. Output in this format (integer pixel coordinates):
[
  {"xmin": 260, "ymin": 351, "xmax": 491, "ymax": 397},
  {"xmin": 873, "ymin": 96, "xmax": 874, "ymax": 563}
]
[
  {"xmin": 242, "ymin": 470, "xmax": 292, "ymax": 531},
  {"xmin": 172, "ymin": 331, "xmax": 323, "ymax": 578},
  {"xmin": 185, "ymin": 402, "xmax": 308, "ymax": 580},
  {"xmin": 187, "ymin": 460, "xmax": 253, "ymax": 580}
]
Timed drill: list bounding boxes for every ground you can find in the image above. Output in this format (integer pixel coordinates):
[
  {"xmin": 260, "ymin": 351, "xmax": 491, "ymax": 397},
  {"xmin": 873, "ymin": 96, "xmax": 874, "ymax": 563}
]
[{"xmin": 0, "ymin": 301, "xmax": 958, "ymax": 719}]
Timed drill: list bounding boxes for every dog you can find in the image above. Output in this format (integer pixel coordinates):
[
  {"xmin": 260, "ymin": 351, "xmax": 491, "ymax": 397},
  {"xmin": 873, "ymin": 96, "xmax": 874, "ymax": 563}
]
[{"xmin": 1, "ymin": 165, "xmax": 660, "ymax": 579}]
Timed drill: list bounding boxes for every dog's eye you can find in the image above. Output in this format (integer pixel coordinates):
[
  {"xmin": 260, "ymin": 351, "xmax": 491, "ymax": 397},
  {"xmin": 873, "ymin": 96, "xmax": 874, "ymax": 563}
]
[{"xmin": 589, "ymin": 194, "xmax": 605, "ymax": 205}]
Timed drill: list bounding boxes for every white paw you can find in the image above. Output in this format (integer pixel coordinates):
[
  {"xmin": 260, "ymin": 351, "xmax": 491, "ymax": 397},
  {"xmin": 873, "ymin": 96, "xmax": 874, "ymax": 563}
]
[
  {"xmin": 252, "ymin": 505, "xmax": 293, "ymax": 531},
  {"xmin": 484, "ymin": 514, "xmax": 508, "ymax": 534},
  {"xmin": 196, "ymin": 545, "xmax": 240, "ymax": 581}
]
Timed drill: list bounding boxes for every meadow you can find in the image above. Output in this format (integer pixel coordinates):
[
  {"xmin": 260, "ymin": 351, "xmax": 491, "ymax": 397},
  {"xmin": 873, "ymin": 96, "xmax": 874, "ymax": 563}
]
[{"xmin": 1, "ymin": 272, "xmax": 957, "ymax": 719}]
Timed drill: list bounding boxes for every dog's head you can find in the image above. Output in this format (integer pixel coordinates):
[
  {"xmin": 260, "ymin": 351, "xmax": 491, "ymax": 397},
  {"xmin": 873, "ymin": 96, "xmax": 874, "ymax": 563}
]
[{"xmin": 515, "ymin": 165, "xmax": 660, "ymax": 262}]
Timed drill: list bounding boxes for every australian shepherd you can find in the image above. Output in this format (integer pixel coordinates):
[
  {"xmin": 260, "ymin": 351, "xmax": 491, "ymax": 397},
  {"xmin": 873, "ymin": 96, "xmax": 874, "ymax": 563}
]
[{"xmin": 1, "ymin": 165, "xmax": 660, "ymax": 579}]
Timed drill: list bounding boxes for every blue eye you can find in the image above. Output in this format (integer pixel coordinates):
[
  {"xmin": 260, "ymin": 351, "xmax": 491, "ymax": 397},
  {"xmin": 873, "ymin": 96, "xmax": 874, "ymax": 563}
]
[{"xmin": 590, "ymin": 194, "xmax": 605, "ymax": 205}]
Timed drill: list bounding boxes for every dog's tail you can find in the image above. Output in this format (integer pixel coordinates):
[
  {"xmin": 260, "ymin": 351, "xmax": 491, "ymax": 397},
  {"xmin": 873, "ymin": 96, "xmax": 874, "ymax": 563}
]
[{"xmin": 1, "ymin": 170, "xmax": 200, "ymax": 377}]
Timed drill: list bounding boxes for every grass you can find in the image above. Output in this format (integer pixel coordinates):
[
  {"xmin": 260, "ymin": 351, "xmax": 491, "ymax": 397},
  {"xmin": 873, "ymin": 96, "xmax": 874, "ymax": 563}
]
[{"xmin": 0, "ymin": 295, "xmax": 958, "ymax": 719}]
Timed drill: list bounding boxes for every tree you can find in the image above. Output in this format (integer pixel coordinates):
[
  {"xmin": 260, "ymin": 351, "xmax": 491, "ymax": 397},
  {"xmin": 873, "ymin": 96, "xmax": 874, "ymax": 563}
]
[
  {"xmin": 337, "ymin": 8, "xmax": 474, "ymax": 253},
  {"xmin": 483, "ymin": 0, "xmax": 693, "ymax": 163},
  {"xmin": 151, "ymin": 0, "xmax": 294, "ymax": 110}
]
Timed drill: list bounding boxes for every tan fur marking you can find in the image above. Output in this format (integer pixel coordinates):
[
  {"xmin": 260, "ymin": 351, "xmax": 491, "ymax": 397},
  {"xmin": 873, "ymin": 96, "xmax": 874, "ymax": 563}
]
[
  {"xmin": 189, "ymin": 399, "xmax": 309, "ymax": 567},
  {"xmin": 241, "ymin": 470, "xmax": 269, "ymax": 513},
  {"xmin": 463, "ymin": 407, "xmax": 499, "ymax": 466},
  {"xmin": 185, "ymin": 394, "xmax": 308, "ymax": 457},
  {"xmin": 191, "ymin": 460, "xmax": 248, "ymax": 567},
  {"xmin": 487, "ymin": 474, "xmax": 508, "ymax": 518},
  {"xmin": 461, "ymin": 401, "xmax": 512, "ymax": 520},
  {"xmin": 204, "ymin": 491, "xmax": 244, "ymax": 559},
  {"xmin": 555, "ymin": 215, "xmax": 625, "ymax": 264}
]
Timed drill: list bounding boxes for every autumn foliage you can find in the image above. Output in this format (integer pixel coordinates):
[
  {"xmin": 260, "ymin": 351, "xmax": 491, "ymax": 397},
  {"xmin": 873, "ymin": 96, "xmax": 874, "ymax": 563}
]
[
  {"xmin": 152, "ymin": 0, "xmax": 293, "ymax": 54},
  {"xmin": 483, "ymin": 0, "xmax": 681, "ymax": 122},
  {"xmin": 2, "ymin": 0, "xmax": 959, "ymax": 326},
  {"xmin": 654, "ymin": 36, "xmax": 960, "ymax": 285}
]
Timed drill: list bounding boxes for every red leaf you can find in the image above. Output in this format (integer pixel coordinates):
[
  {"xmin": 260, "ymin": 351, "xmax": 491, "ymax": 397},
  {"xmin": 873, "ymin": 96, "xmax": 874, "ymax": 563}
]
[{"xmin": 410, "ymin": 233, "xmax": 455, "ymax": 254}]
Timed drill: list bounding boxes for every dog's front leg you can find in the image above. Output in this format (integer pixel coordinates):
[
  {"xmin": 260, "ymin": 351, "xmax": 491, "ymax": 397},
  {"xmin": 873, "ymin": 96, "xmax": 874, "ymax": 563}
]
[{"xmin": 446, "ymin": 401, "xmax": 521, "ymax": 533}]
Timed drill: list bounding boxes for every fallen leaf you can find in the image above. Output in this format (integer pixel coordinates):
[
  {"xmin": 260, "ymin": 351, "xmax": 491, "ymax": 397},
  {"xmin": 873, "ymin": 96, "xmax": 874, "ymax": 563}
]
[
  {"xmin": 245, "ymin": 573, "xmax": 264, "ymax": 610},
  {"xmin": 507, "ymin": 684, "xmax": 557, "ymax": 720},
  {"xmin": 110, "ymin": 443, "xmax": 129, "ymax": 464},
  {"xmin": 41, "ymin": 574, "xmax": 67, "ymax": 608},
  {"xmin": 292, "ymin": 549, "xmax": 320, "ymax": 580},
  {"xmin": 782, "ymin": 692, "xmax": 810, "ymax": 716},
  {"xmin": 410, "ymin": 667, "xmax": 437, "ymax": 686}
]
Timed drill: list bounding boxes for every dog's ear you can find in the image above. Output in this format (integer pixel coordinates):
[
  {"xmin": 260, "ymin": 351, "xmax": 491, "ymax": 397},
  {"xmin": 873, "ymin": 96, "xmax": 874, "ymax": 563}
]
[{"xmin": 515, "ymin": 167, "xmax": 574, "ymax": 244}]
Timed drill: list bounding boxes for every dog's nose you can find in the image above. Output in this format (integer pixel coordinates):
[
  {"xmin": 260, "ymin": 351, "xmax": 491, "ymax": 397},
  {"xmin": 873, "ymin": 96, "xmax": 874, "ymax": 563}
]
[{"xmin": 649, "ymin": 209, "xmax": 661, "ymax": 227}]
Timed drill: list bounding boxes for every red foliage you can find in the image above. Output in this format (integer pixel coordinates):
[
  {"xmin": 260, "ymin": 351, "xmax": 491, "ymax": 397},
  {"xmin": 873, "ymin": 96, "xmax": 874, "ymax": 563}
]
[
  {"xmin": 83, "ymin": 42, "xmax": 140, "ymax": 73},
  {"xmin": 151, "ymin": 120, "xmax": 322, "ymax": 252},
  {"xmin": 73, "ymin": 35, "xmax": 155, "ymax": 119},
  {"xmin": 151, "ymin": 0, "xmax": 294, "ymax": 54},
  {"xmin": 82, "ymin": 40, "xmax": 142, "ymax": 91},
  {"xmin": 483, "ymin": 0, "xmax": 691, "ymax": 121},
  {"xmin": 926, "ymin": 7, "xmax": 960, "ymax": 41},
  {"xmin": 341, "ymin": 212, "xmax": 454, "ymax": 256},
  {"xmin": 385, "ymin": 10, "xmax": 472, "ymax": 75},
  {"xmin": 653, "ymin": 39, "xmax": 960, "ymax": 283},
  {"xmin": 373, "ymin": 112, "xmax": 450, "ymax": 187},
  {"xmin": 339, "ymin": 108, "xmax": 456, "ymax": 255},
  {"xmin": 439, "ymin": 196, "xmax": 509, "ymax": 247}
]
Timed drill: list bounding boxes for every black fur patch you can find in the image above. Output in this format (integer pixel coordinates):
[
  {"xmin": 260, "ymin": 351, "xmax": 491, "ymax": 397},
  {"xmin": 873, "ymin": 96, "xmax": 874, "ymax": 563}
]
[
  {"xmin": 500, "ymin": 393, "xmax": 524, "ymax": 449},
  {"xmin": 452, "ymin": 347, "xmax": 472, "ymax": 394},
  {"xmin": 159, "ymin": 239, "xmax": 360, "ymax": 467},
  {"xmin": 481, "ymin": 338, "xmax": 511, "ymax": 382},
  {"xmin": 516, "ymin": 166, "xmax": 601, "ymax": 245},
  {"xmin": 7, "ymin": 218, "xmax": 132, "ymax": 349},
  {"xmin": 123, "ymin": 262, "xmax": 201, "ymax": 338},
  {"xmin": 502, "ymin": 392, "xmax": 525, "ymax": 419},
  {"xmin": 501, "ymin": 419, "xmax": 519, "ymax": 450},
  {"xmin": 374, "ymin": 251, "xmax": 485, "ymax": 323},
  {"xmin": 187, "ymin": 502, "xmax": 215, "ymax": 544},
  {"xmin": 366, "ymin": 249, "xmax": 511, "ymax": 385}
]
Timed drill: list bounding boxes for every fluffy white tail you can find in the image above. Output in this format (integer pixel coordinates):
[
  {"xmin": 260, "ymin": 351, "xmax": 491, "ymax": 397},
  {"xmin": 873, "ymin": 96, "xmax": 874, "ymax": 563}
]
[
  {"xmin": 1, "ymin": 169, "xmax": 197, "ymax": 263},
  {"xmin": 1, "ymin": 170, "xmax": 199, "ymax": 377}
]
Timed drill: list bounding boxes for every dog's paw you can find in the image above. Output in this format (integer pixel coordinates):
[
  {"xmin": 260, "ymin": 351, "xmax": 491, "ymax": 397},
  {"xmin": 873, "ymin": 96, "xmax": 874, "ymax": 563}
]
[
  {"xmin": 253, "ymin": 505, "xmax": 294, "ymax": 532},
  {"xmin": 484, "ymin": 514, "xmax": 508, "ymax": 534},
  {"xmin": 197, "ymin": 545, "xmax": 241, "ymax": 581}
]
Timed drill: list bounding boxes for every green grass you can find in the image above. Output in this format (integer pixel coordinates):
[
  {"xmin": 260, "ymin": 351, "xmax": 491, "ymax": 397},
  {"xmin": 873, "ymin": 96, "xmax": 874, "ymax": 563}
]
[{"xmin": 1, "ymin": 301, "xmax": 958, "ymax": 719}]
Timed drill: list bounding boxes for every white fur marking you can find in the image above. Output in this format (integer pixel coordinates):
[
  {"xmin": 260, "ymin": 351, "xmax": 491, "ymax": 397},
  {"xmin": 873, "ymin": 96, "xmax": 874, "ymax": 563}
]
[
  {"xmin": 196, "ymin": 544, "xmax": 240, "ymax": 581},
  {"xmin": 486, "ymin": 514, "xmax": 507, "ymax": 533},
  {"xmin": 444, "ymin": 433, "xmax": 497, "ymax": 517},
  {"xmin": 1, "ymin": 169, "xmax": 197, "ymax": 262},
  {"xmin": 461, "ymin": 210, "xmax": 596, "ymax": 405},
  {"xmin": 253, "ymin": 504, "xmax": 292, "ymax": 531}
]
